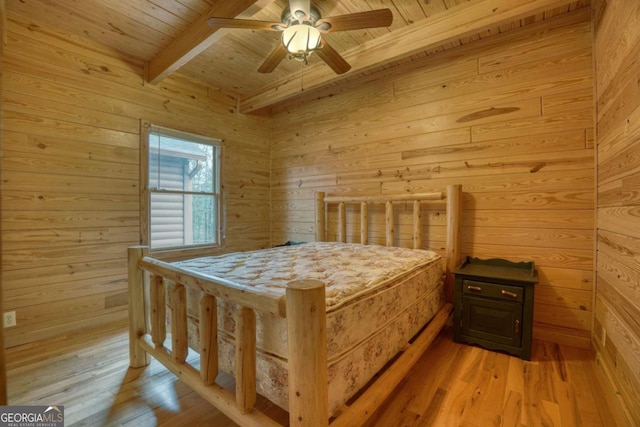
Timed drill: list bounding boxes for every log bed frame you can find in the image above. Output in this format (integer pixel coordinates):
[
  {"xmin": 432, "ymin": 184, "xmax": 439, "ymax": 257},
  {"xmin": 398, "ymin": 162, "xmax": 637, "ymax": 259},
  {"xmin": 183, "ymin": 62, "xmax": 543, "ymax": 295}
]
[{"xmin": 128, "ymin": 184, "xmax": 462, "ymax": 427}]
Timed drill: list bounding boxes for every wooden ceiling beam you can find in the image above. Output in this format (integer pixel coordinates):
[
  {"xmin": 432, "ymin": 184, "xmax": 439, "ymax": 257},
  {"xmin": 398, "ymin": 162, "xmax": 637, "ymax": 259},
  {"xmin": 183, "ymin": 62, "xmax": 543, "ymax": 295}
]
[
  {"xmin": 239, "ymin": 0, "xmax": 575, "ymax": 113},
  {"xmin": 146, "ymin": 0, "xmax": 276, "ymax": 85}
]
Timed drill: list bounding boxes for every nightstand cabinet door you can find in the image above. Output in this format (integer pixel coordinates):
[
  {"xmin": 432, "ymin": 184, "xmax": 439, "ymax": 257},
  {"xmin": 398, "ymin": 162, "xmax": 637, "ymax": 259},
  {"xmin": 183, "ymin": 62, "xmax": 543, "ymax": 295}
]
[{"xmin": 461, "ymin": 296, "xmax": 522, "ymax": 347}]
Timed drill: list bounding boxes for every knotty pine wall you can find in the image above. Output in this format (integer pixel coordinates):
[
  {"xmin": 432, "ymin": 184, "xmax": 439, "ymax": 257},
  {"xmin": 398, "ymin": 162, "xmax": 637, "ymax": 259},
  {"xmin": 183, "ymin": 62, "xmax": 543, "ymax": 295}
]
[
  {"xmin": 270, "ymin": 8, "xmax": 595, "ymax": 349},
  {"xmin": 0, "ymin": 12, "xmax": 271, "ymax": 348},
  {"xmin": 0, "ymin": 0, "xmax": 7, "ymax": 405},
  {"xmin": 593, "ymin": 0, "xmax": 640, "ymax": 424}
]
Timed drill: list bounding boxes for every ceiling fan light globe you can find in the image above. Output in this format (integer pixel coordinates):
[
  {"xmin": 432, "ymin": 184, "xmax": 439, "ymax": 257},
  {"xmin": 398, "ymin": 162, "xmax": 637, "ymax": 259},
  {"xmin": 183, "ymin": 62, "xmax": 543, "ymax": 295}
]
[{"xmin": 282, "ymin": 24, "xmax": 322, "ymax": 60}]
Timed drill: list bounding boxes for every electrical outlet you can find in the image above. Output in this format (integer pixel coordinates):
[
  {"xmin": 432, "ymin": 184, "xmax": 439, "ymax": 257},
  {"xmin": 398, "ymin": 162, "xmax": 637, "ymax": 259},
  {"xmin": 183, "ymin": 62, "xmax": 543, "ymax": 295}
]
[{"xmin": 3, "ymin": 311, "xmax": 16, "ymax": 328}]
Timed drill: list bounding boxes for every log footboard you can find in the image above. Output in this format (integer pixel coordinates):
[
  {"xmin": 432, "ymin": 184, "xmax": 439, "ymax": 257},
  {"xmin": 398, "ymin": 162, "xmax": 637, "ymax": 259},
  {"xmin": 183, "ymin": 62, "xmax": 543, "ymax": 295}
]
[{"xmin": 128, "ymin": 245, "xmax": 451, "ymax": 426}]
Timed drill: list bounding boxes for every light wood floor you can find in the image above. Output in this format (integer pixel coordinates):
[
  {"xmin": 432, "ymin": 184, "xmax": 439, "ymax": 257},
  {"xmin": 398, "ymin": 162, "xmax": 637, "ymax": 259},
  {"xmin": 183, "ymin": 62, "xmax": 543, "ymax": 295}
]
[{"xmin": 6, "ymin": 323, "xmax": 626, "ymax": 427}]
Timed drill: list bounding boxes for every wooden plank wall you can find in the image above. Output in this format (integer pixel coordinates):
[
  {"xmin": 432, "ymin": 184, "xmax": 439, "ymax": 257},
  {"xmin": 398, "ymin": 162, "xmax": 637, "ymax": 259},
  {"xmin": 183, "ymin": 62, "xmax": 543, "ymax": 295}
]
[
  {"xmin": 0, "ymin": 11, "xmax": 271, "ymax": 348},
  {"xmin": 0, "ymin": 0, "xmax": 7, "ymax": 406},
  {"xmin": 592, "ymin": 0, "xmax": 640, "ymax": 424},
  {"xmin": 270, "ymin": 9, "xmax": 594, "ymax": 349}
]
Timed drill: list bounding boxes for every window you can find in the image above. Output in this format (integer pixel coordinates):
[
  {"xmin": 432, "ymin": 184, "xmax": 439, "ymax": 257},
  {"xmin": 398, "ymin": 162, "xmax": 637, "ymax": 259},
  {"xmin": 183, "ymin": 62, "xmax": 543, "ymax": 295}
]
[{"xmin": 145, "ymin": 124, "xmax": 222, "ymax": 250}]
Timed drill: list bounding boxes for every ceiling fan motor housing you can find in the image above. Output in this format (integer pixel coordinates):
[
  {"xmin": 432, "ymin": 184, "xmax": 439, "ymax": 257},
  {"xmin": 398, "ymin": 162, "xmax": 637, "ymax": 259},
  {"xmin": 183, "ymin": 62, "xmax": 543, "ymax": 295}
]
[{"xmin": 281, "ymin": 5, "xmax": 322, "ymax": 27}]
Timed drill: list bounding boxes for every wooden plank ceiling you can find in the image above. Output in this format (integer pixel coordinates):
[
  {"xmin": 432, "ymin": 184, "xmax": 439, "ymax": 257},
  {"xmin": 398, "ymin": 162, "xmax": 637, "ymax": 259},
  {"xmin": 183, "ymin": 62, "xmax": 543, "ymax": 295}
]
[{"xmin": 6, "ymin": 0, "xmax": 589, "ymax": 112}]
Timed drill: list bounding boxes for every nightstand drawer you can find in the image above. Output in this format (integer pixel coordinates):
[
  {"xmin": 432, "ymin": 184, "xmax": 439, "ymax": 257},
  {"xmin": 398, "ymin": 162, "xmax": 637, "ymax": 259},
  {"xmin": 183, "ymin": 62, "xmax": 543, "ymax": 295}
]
[{"xmin": 462, "ymin": 280, "xmax": 524, "ymax": 303}]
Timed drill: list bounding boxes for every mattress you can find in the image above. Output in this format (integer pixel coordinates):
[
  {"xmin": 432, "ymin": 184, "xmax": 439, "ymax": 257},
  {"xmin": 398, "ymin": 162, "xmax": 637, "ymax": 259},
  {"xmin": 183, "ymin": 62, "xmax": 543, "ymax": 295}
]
[{"xmin": 174, "ymin": 242, "xmax": 445, "ymax": 416}]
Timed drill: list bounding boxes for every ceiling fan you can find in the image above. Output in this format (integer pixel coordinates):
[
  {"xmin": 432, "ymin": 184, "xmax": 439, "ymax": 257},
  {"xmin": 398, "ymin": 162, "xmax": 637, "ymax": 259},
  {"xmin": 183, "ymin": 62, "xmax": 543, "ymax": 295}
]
[{"xmin": 207, "ymin": 0, "xmax": 393, "ymax": 75}]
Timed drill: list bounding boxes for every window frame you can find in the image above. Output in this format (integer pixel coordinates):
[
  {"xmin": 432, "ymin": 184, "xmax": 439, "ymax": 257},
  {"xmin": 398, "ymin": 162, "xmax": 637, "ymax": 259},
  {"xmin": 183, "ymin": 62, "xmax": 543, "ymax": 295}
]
[{"xmin": 141, "ymin": 122, "xmax": 224, "ymax": 254}]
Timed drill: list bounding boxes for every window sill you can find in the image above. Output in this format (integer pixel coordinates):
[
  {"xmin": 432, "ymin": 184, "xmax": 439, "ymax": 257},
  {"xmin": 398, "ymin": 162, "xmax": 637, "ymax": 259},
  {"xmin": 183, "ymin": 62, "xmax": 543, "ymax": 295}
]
[{"xmin": 149, "ymin": 243, "xmax": 224, "ymax": 262}]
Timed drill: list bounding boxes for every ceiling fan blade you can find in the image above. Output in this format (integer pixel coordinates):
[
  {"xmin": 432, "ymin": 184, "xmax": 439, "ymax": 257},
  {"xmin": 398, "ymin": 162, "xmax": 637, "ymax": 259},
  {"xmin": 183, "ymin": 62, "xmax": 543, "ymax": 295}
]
[
  {"xmin": 258, "ymin": 43, "xmax": 288, "ymax": 73},
  {"xmin": 316, "ymin": 9, "xmax": 393, "ymax": 33},
  {"xmin": 315, "ymin": 40, "xmax": 351, "ymax": 75},
  {"xmin": 289, "ymin": 0, "xmax": 311, "ymax": 20},
  {"xmin": 207, "ymin": 17, "xmax": 283, "ymax": 31}
]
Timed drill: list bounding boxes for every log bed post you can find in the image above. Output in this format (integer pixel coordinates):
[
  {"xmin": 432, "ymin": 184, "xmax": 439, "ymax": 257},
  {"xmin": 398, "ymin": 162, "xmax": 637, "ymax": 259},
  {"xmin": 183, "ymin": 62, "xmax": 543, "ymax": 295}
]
[
  {"xmin": 286, "ymin": 279, "xmax": 329, "ymax": 427},
  {"xmin": 412, "ymin": 200, "xmax": 422, "ymax": 249},
  {"xmin": 128, "ymin": 245, "xmax": 150, "ymax": 368},
  {"xmin": 236, "ymin": 306, "xmax": 257, "ymax": 413},
  {"xmin": 360, "ymin": 202, "xmax": 368, "ymax": 245},
  {"xmin": 316, "ymin": 192, "xmax": 326, "ymax": 242},
  {"xmin": 338, "ymin": 202, "xmax": 346, "ymax": 243},
  {"xmin": 150, "ymin": 275, "xmax": 166, "ymax": 347},
  {"xmin": 199, "ymin": 295, "xmax": 218, "ymax": 385},
  {"xmin": 445, "ymin": 184, "xmax": 463, "ymax": 303},
  {"xmin": 385, "ymin": 201, "xmax": 394, "ymax": 246},
  {"xmin": 171, "ymin": 284, "xmax": 189, "ymax": 364}
]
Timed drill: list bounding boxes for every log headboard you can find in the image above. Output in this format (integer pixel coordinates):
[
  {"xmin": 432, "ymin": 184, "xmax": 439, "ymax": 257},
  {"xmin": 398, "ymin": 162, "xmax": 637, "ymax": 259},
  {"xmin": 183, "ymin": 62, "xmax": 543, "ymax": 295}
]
[{"xmin": 314, "ymin": 184, "xmax": 462, "ymax": 302}]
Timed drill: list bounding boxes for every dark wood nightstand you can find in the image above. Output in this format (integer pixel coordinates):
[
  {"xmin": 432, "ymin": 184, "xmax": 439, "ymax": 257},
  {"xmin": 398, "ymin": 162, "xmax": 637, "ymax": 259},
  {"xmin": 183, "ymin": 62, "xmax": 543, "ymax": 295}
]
[{"xmin": 453, "ymin": 257, "xmax": 537, "ymax": 360}]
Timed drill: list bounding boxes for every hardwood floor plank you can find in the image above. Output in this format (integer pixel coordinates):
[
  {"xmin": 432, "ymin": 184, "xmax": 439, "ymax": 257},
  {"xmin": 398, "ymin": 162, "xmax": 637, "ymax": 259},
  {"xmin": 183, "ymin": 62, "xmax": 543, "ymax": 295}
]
[
  {"xmin": 541, "ymin": 399, "xmax": 563, "ymax": 426},
  {"xmin": 500, "ymin": 390, "xmax": 524, "ymax": 427},
  {"xmin": 415, "ymin": 387, "xmax": 447, "ymax": 427},
  {"xmin": 478, "ymin": 352, "xmax": 509, "ymax": 426},
  {"xmin": 408, "ymin": 339, "xmax": 463, "ymax": 415},
  {"xmin": 506, "ymin": 357, "xmax": 525, "ymax": 396},
  {"xmin": 6, "ymin": 325, "xmax": 624, "ymax": 427}
]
